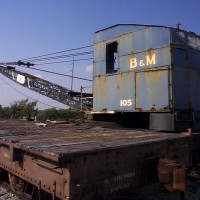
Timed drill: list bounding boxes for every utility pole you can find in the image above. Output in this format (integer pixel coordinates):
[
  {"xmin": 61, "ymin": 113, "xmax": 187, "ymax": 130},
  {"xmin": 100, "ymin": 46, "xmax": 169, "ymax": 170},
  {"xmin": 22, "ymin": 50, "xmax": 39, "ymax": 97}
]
[
  {"xmin": 71, "ymin": 57, "xmax": 74, "ymax": 91},
  {"xmin": 80, "ymin": 86, "xmax": 83, "ymax": 112}
]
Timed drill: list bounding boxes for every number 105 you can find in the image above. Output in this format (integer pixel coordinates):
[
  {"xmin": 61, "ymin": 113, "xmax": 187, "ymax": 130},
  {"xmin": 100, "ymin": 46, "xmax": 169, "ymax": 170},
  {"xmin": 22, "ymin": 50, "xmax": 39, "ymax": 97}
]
[{"xmin": 120, "ymin": 99, "xmax": 132, "ymax": 106}]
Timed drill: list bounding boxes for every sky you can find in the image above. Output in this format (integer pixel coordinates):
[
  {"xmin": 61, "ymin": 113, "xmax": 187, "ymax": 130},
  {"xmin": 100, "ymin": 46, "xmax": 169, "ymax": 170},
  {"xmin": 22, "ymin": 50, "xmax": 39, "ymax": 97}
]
[{"xmin": 0, "ymin": 0, "xmax": 200, "ymax": 110}]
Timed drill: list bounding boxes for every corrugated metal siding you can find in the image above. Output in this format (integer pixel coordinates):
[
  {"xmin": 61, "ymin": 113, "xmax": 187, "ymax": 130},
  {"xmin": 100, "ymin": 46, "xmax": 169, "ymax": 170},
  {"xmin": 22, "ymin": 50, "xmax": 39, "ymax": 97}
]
[
  {"xmin": 94, "ymin": 25, "xmax": 145, "ymax": 43},
  {"xmin": 93, "ymin": 42, "xmax": 106, "ymax": 76},
  {"xmin": 121, "ymin": 27, "xmax": 170, "ymax": 53},
  {"xmin": 189, "ymin": 69, "xmax": 200, "ymax": 110},
  {"xmin": 171, "ymin": 30, "xmax": 200, "ymax": 111},
  {"xmin": 135, "ymin": 69, "xmax": 170, "ymax": 112},
  {"xmin": 93, "ymin": 73, "xmax": 135, "ymax": 111},
  {"xmin": 188, "ymin": 48, "xmax": 200, "ymax": 69},
  {"xmin": 172, "ymin": 67, "xmax": 190, "ymax": 109},
  {"xmin": 173, "ymin": 67, "xmax": 200, "ymax": 110},
  {"xmin": 93, "ymin": 24, "xmax": 200, "ymax": 114},
  {"xmin": 93, "ymin": 25, "xmax": 172, "ymax": 112},
  {"xmin": 93, "ymin": 27, "xmax": 171, "ymax": 76},
  {"xmin": 126, "ymin": 47, "xmax": 171, "ymax": 71}
]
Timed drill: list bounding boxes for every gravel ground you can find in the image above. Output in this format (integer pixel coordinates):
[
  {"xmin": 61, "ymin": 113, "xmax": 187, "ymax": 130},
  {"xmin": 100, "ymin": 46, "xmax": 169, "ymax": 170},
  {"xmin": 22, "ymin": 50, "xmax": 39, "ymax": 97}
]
[
  {"xmin": 0, "ymin": 186, "xmax": 20, "ymax": 200},
  {"xmin": 1, "ymin": 182, "xmax": 200, "ymax": 200},
  {"xmin": 133, "ymin": 181, "xmax": 200, "ymax": 200}
]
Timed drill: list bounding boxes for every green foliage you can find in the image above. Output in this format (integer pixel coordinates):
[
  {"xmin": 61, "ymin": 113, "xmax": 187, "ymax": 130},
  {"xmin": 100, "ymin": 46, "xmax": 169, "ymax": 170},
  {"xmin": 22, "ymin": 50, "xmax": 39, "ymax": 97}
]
[
  {"xmin": 0, "ymin": 99, "xmax": 38, "ymax": 120},
  {"xmin": 10, "ymin": 99, "xmax": 38, "ymax": 120},
  {"xmin": 36, "ymin": 109, "xmax": 82, "ymax": 122},
  {"xmin": 0, "ymin": 100, "xmax": 82, "ymax": 122},
  {"xmin": 36, "ymin": 108, "xmax": 58, "ymax": 122},
  {"xmin": 0, "ymin": 106, "xmax": 12, "ymax": 119}
]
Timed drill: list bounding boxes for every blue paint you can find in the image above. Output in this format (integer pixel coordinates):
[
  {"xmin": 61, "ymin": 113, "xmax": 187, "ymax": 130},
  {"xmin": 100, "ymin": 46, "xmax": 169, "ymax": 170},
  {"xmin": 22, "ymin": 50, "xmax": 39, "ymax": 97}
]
[{"xmin": 93, "ymin": 24, "xmax": 200, "ymax": 115}]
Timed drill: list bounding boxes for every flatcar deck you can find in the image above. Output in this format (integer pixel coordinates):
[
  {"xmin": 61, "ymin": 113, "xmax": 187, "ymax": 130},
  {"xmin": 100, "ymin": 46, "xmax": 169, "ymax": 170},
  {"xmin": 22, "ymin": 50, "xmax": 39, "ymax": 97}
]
[
  {"xmin": 0, "ymin": 120, "xmax": 194, "ymax": 200},
  {"xmin": 0, "ymin": 120, "xmax": 187, "ymax": 161}
]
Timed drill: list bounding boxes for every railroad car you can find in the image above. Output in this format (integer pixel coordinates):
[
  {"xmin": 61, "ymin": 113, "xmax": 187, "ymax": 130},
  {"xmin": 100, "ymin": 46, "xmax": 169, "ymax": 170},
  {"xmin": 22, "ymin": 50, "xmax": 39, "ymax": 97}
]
[
  {"xmin": 1, "ymin": 24, "xmax": 200, "ymax": 200},
  {"xmin": 0, "ymin": 120, "xmax": 199, "ymax": 200},
  {"xmin": 92, "ymin": 24, "xmax": 200, "ymax": 131}
]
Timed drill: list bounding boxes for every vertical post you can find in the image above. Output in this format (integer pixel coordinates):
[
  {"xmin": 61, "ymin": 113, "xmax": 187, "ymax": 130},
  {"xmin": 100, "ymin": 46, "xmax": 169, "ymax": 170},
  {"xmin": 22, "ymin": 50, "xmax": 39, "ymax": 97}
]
[
  {"xmin": 52, "ymin": 180, "xmax": 56, "ymax": 200},
  {"xmin": 80, "ymin": 86, "xmax": 83, "ymax": 112},
  {"xmin": 37, "ymin": 181, "xmax": 41, "ymax": 200},
  {"xmin": 71, "ymin": 57, "xmax": 74, "ymax": 91}
]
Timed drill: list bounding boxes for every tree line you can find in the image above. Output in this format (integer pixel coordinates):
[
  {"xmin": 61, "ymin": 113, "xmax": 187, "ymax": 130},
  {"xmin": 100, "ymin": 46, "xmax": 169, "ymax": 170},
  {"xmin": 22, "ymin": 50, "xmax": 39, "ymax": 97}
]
[{"xmin": 0, "ymin": 99, "xmax": 82, "ymax": 122}]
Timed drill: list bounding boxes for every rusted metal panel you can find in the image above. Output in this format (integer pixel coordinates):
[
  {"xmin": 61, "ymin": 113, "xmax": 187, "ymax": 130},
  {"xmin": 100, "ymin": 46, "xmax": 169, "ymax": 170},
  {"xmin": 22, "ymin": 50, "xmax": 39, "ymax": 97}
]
[
  {"xmin": 188, "ymin": 69, "xmax": 200, "ymax": 110},
  {"xmin": 93, "ymin": 68, "xmax": 171, "ymax": 112},
  {"xmin": 171, "ymin": 29, "xmax": 200, "ymax": 110},
  {"xmin": 172, "ymin": 67, "xmax": 190, "ymax": 109},
  {"xmin": 135, "ymin": 69, "xmax": 170, "ymax": 112},
  {"xmin": 158, "ymin": 158, "xmax": 187, "ymax": 192},
  {"xmin": 93, "ymin": 25, "xmax": 171, "ymax": 113},
  {"xmin": 0, "ymin": 120, "xmax": 192, "ymax": 199},
  {"xmin": 0, "ymin": 150, "xmax": 70, "ymax": 199},
  {"xmin": 93, "ymin": 24, "xmax": 200, "ymax": 131},
  {"xmin": 170, "ymin": 29, "xmax": 200, "ymax": 113},
  {"xmin": 128, "ymin": 46, "xmax": 171, "ymax": 71},
  {"xmin": 120, "ymin": 27, "xmax": 170, "ymax": 55},
  {"xmin": 93, "ymin": 73, "xmax": 135, "ymax": 111},
  {"xmin": 68, "ymin": 138, "xmax": 189, "ymax": 199},
  {"xmin": 172, "ymin": 61, "xmax": 200, "ymax": 111},
  {"xmin": 93, "ymin": 42, "xmax": 106, "ymax": 76},
  {"xmin": 94, "ymin": 24, "xmax": 145, "ymax": 43}
]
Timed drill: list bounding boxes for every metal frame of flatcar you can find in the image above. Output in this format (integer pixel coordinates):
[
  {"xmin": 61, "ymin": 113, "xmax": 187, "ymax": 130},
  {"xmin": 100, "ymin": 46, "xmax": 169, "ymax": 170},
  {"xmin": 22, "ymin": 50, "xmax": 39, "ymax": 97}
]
[{"xmin": 0, "ymin": 121, "xmax": 196, "ymax": 200}]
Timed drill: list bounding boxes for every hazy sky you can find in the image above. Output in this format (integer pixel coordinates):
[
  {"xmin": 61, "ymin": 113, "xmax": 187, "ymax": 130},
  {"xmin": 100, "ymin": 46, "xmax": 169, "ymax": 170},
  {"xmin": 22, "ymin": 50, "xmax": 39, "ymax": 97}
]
[{"xmin": 0, "ymin": 0, "xmax": 200, "ymax": 109}]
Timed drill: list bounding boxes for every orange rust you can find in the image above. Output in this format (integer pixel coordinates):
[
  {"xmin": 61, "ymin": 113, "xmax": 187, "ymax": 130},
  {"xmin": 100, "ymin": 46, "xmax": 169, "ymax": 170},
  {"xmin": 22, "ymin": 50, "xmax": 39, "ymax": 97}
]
[
  {"xmin": 173, "ymin": 165, "xmax": 187, "ymax": 191},
  {"xmin": 144, "ymin": 70, "xmax": 161, "ymax": 86},
  {"xmin": 117, "ymin": 73, "xmax": 123, "ymax": 96},
  {"xmin": 120, "ymin": 32, "xmax": 132, "ymax": 52},
  {"xmin": 161, "ymin": 46, "xmax": 170, "ymax": 59},
  {"xmin": 103, "ymin": 76, "xmax": 107, "ymax": 97},
  {"xmin": 126, "ymin": 72, "xmax": 131, "ymax": 92},
  {"xmin": 158, "ymin": 158, "xmax": 187, "ymax": 192},
  {"xmin": 103, "ymin": 76, "xmax": 107, "ymax": 108},
  {"xmin": 97, "ymin": 78, "xmax": 101, "ymax": 99},
  {"xmin": 93, "ymin": 77, "xmax": 102, "ymax": 108}
]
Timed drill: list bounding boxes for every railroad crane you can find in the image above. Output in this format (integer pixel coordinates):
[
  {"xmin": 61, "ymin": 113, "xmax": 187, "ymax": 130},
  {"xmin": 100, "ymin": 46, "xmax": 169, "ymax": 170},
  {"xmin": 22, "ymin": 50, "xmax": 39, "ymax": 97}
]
[
  {"xmin": 1, "ymin": 24, "xmax": 200, "ymax": 132},
  {"xmin": 0, "ymin": 62, "xmax": 93, "ymax": 111},
  {"xmin": 92, "ymin": 24, "xmax": 200, "ymax": 131},
  {"xmin": 0, "ymin": 24, "xmax": 200, "ymax": 200}
]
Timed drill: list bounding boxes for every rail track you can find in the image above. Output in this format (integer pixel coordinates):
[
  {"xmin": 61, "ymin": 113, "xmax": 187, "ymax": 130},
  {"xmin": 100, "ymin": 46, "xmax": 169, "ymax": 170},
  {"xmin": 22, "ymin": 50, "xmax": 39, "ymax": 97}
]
[
  {"xmin": 0, "ymin": 184, "xmax": 21, "ymax": 200},
  {"xmin": 1, "ymin": 181, "xmax": 200, "ymax": 200}
]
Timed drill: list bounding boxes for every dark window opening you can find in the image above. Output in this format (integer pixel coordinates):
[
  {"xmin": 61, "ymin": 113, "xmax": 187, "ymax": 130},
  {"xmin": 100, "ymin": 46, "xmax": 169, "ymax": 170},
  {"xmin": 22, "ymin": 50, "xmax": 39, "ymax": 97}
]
[{"xmin": 106, "ymin": 42, "xmax": 118, "ymax": 74}]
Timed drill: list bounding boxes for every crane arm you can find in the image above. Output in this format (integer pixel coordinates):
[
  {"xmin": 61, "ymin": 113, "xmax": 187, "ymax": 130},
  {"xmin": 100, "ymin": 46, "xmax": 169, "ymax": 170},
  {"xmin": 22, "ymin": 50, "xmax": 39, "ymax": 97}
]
[{"xmin": 0, "ymin": 65, "xmax": 92, "ymax": 110}]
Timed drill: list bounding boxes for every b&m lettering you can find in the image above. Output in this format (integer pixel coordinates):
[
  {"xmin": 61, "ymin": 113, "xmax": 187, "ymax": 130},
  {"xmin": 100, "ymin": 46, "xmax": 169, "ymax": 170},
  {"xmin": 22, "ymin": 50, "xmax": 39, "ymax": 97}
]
[{"xmin": 129, "ymin": 53, "xmax": 156, "ymax": 69}]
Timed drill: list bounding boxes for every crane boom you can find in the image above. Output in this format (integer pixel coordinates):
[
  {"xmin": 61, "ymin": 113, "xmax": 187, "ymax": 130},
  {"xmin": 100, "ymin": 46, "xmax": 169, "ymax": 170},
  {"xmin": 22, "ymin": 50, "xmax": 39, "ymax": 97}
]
[{"xmin": 0, "ymin": 65, "xmax": 92, "ymax": 110}]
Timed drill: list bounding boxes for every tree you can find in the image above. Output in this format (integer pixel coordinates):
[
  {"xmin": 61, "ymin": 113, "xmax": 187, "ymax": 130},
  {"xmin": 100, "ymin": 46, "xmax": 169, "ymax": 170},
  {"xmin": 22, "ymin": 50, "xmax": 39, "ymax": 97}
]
[
  {"xmin": 36, "ymin": 108, "xmax": 59, "ymax": 122},
  {"xmin": 10, "ymin": 99, "xmax": 38, "ymax": 120},
  {"xmin": 0, "ymin": 106, "xmax": 12, "ymax": 119},
  {"xmin": 36, "ymin": 108, "xmax": 82, "ymax": 122}
]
